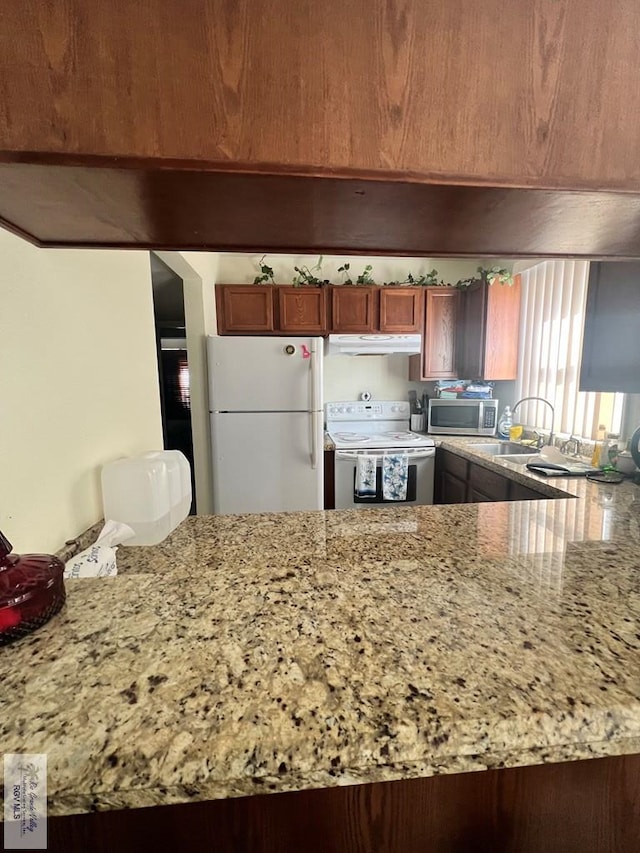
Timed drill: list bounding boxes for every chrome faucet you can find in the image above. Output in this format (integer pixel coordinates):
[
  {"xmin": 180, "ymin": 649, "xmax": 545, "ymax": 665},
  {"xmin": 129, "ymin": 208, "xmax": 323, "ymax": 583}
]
[
  {"xmin": 560, "ymin": 435, "xmax": 583, "ymax": 457},
  {"xmin": 512, "ymin": 397, "xmax": 555, "ymax": 447}
]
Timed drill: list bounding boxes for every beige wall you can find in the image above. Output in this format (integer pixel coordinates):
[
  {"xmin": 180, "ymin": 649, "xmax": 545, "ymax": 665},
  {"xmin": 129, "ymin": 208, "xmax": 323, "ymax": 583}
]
[
  {"xmin": 155, "ymin": 251, "xmax": 218, "ymax": 514},
  {"xmin": 0, "ymin": 228, "xmax": 162, "ymax": 553}
]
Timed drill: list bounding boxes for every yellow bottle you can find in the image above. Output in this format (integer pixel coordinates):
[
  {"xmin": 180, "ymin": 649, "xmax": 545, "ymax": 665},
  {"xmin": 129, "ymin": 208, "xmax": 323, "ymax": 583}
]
[
  {"xmin": 591, "ymin": 424, "xmax": 607, "ymax": 467},
  {"xmin": 509, "ymin": 423, "xmax": 523, "ymax": 442}
]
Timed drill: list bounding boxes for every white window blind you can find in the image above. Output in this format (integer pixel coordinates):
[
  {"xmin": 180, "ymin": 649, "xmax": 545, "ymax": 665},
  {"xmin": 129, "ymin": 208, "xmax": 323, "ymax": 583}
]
[{"xmin": 515, "ymin": 260, "xmax": 623, "ymax": 441}]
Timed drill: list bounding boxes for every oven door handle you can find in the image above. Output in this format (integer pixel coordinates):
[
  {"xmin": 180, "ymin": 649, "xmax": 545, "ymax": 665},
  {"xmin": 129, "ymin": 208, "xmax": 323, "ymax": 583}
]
[{"xmin": 335, "ymin": 449, "xmax": 434, "ymax": 460}]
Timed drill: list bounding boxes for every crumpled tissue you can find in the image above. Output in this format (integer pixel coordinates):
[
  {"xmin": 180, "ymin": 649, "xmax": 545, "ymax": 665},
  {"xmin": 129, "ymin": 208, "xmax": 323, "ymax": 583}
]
[{"xmin": 64, "ymin": 520, "xmax": 135, "ymax": 578}]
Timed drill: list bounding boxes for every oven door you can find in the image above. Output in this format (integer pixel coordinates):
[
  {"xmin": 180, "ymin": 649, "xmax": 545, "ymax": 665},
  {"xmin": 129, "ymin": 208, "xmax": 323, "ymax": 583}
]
[{"xmin": 334, "ymin": 449, "xmax": 435, "ymax": 509}]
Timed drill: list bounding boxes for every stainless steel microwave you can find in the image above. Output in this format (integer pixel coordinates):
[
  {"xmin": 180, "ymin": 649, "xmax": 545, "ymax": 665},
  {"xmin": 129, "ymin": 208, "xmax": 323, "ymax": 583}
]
[{"xmin": 427, "ymin": 398, "xmax": 498, "ymax": 435}]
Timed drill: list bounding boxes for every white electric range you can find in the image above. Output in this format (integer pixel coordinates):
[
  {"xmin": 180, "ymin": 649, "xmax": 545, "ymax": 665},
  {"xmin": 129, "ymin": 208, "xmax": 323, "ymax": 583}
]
[{"xmin": 326, "ymin": 400, "xmax": 435, "ymax": 508}]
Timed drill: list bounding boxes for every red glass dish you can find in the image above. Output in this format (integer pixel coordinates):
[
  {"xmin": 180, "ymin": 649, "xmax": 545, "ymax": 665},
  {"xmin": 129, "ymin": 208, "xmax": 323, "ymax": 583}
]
[{"xmin": 0, "ymin": 530, "xmax": 66, "ymax": 645}]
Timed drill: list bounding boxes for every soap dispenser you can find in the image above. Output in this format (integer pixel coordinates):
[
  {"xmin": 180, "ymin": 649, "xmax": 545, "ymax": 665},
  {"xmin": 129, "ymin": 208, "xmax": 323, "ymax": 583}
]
[
  {"xmin": 0, "ymin": 530, "xmax": 66, "ymax": 645},
  {"xmin": 497, "ymin": 406, "xmax": 513, "ymax": 440}
]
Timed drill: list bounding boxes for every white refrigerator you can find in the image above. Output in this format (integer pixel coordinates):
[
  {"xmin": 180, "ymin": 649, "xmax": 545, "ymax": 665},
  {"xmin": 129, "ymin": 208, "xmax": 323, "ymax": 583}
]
[{"xmin": 207, "ymin": 336, "xmax": 324, "ymax": 514}]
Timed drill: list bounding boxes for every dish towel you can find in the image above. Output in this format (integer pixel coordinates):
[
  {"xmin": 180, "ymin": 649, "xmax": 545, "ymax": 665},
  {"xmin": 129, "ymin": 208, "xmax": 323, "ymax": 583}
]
[
  {"xmin": 355, "ymin": 454, "xmax": 377, "ymax": 497},
  {"xmin": 382, "ymin": 453, "xmax": 409, "ymax": 501}
]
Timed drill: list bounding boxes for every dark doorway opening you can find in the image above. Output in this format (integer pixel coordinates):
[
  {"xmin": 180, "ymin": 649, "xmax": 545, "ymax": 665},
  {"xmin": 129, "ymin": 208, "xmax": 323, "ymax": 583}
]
[{"xmin": 150, "ymin": 254, "xmax": 195, "ymax": 513}]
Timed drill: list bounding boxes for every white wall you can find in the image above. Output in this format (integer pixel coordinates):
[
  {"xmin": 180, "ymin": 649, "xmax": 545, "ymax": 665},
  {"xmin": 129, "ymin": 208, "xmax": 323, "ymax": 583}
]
[
  {"xmin": 0, "ymin": 228, "xmax": 162, "ymax": 553},
  {"xmin": 155, "ymin": 251, "xmax": 219, "ymax": 514},
  {"xmin": 324, "ymin": 354, "xmax": 411, "ymax": 402},
  {"xmin": 216, "ymin": 254, "xmax": 506, "ymax": 402}
]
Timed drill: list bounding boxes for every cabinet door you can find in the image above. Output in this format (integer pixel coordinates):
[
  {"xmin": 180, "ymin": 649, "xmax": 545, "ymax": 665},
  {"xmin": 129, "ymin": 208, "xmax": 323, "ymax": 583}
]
[
  {"xmin": 422, "ymin": 288, "xmax": 459, "ymax": 379},
  {"xmin": 484, "ymin": 277, "xmax": 521, "ymax": 379},
  {"xmin": 457, "ymin": 281, "xmax": 487, "ymax": 378},
  {"xmin": 277, "ymin": 287, "xmax": 328, "ymax": 334},
  {"xmin": 441, "ymin": 471, "xmax": 468, "ymax": 504},
  {"xmin": 324, "ymin": 450, "xmax": 335, "ymax": 510},
  {"xmin": 458, "ymin": 279, "xmax": 521, "ymax": 380},
  {"xmin": 216, "ymin": 285, "xmax": 274, "ymax": 334},
  {"xmin": 509, "ymin": 481, "xmax": 543, "ymax": 501},
  {"xmin": 379, "ymin": 287, "xmax": 423, "ymax": 332},
  {"xmin": 579, "ymin": 261, "xmax": 640, "ymax": 393},
  {"xmin": 434, "ymin": 448, "xmax": 469, "ymax": 504},
  {"xmin": 468, "ymin": 463, "xmax": 510, "ymax": 501},
  {"xmin": 331, "ymin": 286, "xmax": 376, "ymax": 332}
]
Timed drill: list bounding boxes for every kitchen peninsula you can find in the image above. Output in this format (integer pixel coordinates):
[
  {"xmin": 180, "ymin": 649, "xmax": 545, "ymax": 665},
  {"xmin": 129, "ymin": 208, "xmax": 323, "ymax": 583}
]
[{"xmin": 1, "ymin": 451, "xmax": 639, "ymax": 852}]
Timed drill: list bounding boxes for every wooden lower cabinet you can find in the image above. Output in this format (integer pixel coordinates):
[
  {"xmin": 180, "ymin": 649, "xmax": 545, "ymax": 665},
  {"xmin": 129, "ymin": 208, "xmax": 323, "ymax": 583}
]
[
  {"xmin": 468, "ymin": 463, "xmax": 510, "ymax": 501},
  {"xmin": 435, "ymin": 449, "xmax": 544, "ymax": 504},
  {"xmin": 47, "ymin": 754, "xmax": 640, "ymax": 853},
  {"xmin": 441, "ymin": 470, "xmax": 468, "ymax": 504},
  {"xmin": 324, "ymin": 450, "xmax": 335, "ymax": 509},
  {"xmin": 510, "ymin": 481, "xmax": 548, "ymax": 501}
]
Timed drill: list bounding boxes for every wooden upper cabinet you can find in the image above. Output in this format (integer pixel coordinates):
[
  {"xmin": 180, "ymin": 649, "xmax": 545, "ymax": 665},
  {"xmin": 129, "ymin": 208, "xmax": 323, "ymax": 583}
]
[
  {"xmin": 458, "ymin": 278, "xmax": 521, "ymax": 380},
  {"xmin": 579, "ymin": 261, "xmax": 640, "ymax": 393},
  {"xmin": 2, "ymin": 1, "xmax": 640, "ymax": 193},
  {"xmin": 3, "ymin": 3, "xmax": 640, "ymax": 250},
  {"xmin": 277, "ymin": 287, "xmax": 328, "ymax": 334},
  {"xmin": 409, "ymin": 288, "xmax": 459, "ymax": 380},
  {"xmin": 216, "ymin": 285, "xmax": 274, "ymax": 333},
  {"xmin": 379, "ymin": 288, "xmax": 423, "ymax": 333},
  {"xmin": 331, "ymin": 287, "xmax": 376, "ymax": 333}
]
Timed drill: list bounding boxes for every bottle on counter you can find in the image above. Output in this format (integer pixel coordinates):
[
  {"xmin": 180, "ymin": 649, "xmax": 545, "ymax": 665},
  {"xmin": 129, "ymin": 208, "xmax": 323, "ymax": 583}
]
[
  {"xmin": 603, "ymin": 433, "xmax": 620, "ymax": 469},
  {"xmin": 590, "ymin": 424, "xmax": 607, "ymax": 467},
  {"xmin": 497, "ymin": 406, "xmax": 513, "ymax": 440}
]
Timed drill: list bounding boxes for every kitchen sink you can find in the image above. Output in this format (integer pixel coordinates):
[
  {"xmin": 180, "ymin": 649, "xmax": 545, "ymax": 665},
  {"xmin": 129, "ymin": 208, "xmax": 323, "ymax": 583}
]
[
  {"xmin": 495, "ymin": 453, "xmax": 540, "ymax": 465},
  {"xmin": 471, "ymin": 441, "xmax": 541, "ymax": 456}
]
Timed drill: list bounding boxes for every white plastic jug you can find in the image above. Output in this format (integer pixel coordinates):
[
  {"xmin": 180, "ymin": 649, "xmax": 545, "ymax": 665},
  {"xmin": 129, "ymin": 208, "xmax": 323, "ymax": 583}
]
[{"xmin": 101, "ymin": 451, "xmax": 192, "ymax": 546}]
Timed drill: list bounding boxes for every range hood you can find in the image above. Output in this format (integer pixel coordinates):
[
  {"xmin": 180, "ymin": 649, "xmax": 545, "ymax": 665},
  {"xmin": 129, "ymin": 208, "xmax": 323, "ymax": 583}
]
[{"xmin": 327, "ymin": 334, "xmax": 421, "ymax": 356}]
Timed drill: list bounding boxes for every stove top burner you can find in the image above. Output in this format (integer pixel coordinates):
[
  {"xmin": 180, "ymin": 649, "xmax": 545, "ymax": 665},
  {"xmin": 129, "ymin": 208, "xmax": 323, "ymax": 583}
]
[
  {"xmin": 331, "ymin": 432, "xmax": 371, "ymax": 443},
  {"xmin": 380, "ymin": 431, "xmax": 421, "ymax": 441}
]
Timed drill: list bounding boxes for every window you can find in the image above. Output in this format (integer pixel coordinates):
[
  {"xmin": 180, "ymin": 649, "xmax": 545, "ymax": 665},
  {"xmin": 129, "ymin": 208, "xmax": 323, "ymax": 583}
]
[{"xmin": 514, "ymin": 260, "xmax": 623, "ymax": 441}]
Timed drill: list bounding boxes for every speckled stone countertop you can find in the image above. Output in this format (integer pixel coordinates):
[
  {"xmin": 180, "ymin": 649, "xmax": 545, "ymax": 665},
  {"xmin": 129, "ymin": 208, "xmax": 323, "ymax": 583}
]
[{"xmin": 1, "ymin": 444, "xmax": 639, "ymax": 817}]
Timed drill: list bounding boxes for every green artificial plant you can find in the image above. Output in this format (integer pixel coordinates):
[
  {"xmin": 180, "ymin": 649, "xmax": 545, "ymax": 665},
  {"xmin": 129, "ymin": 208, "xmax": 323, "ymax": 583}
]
[
  {"xmin": 253, "ymin": 255, "xmax": 276, "ymax": 285},
  {"xmin": 456, "ymin": 265, "xmax": 514, "ymax": 288},
  {"xmin": 291, "ymin": 256, "xmax": 329, "ymax": 287}
]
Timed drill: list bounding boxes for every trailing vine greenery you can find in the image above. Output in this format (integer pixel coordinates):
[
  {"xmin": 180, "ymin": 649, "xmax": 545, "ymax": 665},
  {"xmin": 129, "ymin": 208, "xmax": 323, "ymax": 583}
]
[
  {"xmin": 337, "ymin": 263, "xmax": 376, "ymax": 285},
  {"xmin": 292, "ymin": 256, "xmax": 330, "ymax": 287},
  {"xmin": 252, "ymin": 255, "xmax": 275, "ymax": 285},
  {"xmin": 252, "ymin": 257, "xmax": 513, "ymax": 287},
  {"xmin": 456, "ymin": 266, "xmax": 514, "ymax": 288}
]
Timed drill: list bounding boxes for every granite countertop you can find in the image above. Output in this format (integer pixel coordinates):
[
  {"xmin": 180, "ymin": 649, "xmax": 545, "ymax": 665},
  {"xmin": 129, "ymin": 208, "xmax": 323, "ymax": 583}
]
[{"xmin": 1, "ymin": 447, "xmax": 639, "ymax": 817}]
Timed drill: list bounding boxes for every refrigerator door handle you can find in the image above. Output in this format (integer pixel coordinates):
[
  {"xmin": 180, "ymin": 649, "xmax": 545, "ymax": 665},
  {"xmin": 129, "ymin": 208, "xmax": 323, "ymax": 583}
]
[{"xmin": 310, "ymin": 339, "xmax": 318, "ymax": 469}]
